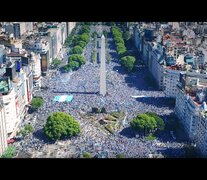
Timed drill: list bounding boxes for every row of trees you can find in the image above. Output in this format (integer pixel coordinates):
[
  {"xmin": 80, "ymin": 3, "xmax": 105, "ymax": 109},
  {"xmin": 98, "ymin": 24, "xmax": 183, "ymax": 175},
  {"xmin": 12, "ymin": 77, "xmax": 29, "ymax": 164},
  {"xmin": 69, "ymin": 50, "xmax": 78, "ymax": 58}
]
[
  {"xmin": 130, "ymin": 112, "xmax": 165, "ymax": 137},
  {"xmin": 78, "ymin": 22, "xmax": 129, "ymax": 27},
  {"xmin": 64, "ymin": 25, "xmax": 90, "ymax": 72},
  {"xmin": 111, "ymin": 26, "xmax": 135, "ymax": 72},
  {"xmin": 91, "ymin": 32, "xmax": 98, "ymax": 63}
]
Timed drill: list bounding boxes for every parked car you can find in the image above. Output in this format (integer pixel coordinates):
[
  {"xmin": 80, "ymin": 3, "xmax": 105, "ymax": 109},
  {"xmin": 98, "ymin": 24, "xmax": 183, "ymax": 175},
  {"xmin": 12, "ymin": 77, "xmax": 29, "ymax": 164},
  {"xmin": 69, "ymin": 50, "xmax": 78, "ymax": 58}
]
[{"xmin": 7, "ymin": 139, "xmax": 15, "ymax": 144}]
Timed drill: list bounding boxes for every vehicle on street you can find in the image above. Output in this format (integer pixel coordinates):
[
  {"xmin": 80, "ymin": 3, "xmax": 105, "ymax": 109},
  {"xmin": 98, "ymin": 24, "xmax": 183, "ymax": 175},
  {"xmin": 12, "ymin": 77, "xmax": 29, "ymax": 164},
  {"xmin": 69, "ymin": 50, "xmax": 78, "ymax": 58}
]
[{"xmin": 7, "ymin": 139, "xmax": 15, "ymax": 144}]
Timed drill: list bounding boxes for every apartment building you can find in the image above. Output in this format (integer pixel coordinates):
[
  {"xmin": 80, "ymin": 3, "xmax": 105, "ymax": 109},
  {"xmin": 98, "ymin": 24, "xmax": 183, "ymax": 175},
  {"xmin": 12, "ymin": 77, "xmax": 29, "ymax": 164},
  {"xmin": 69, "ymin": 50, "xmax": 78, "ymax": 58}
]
[{"xmin": 0, "ymin": 101, "xmax": 7, "ymax": 156}]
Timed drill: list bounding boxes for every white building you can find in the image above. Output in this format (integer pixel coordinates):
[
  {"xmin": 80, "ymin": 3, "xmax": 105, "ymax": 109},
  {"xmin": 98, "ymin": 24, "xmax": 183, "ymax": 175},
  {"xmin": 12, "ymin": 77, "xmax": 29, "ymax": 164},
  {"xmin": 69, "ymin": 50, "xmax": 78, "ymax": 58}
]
[
  {"xmin": 25, "ymin": 22, "xmax": 33, "ymax": 33},
  {"xmin": 67, "ymin": 22, "xmax": 76, "ymax": 36},
  {"xmin": 0, "ymin": 102, "xmax": 7, "ymax": 156},
  {"xmin": 11, "ymin": 40, "xmax": 23, "ymax": 53},
  {"xmin": 175, "ymin": 73, "xmax": 207, "ymax": 156},
  {"xmin": 47, "ymin": 27, "xmax": 62, "ymax": 60},
  {"xmin": 31, "ymin": 52, "xmax": 41, "ymax": 89},
  {"xmin": 0, "ymin": 88, "xmax": 19, "ymax": 136},
  {"xmin": 60, "ymin": 23, "xmax": 67, "ymax": 45},
  {"xmin": 148, "ymin": 43, "xmax": 165, "ymax": 89}
]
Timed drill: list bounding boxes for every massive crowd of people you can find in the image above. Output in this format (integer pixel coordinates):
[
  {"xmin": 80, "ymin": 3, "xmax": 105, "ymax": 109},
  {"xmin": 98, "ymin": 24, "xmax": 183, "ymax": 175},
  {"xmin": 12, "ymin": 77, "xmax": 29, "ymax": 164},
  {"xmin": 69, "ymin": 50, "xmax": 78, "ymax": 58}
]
[{"xmin": 14, "ymin": 25, "xmax": 188, "ymax": 158}]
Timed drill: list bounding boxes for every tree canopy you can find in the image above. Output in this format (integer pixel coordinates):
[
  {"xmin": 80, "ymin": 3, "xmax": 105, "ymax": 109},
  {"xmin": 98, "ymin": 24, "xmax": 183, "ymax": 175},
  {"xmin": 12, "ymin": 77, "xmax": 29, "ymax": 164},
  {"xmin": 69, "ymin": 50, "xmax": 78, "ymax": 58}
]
[
  {"xmin": 44, "ymin": 112, "xmax": 81, "ymax": 141},
  {"xmin": 70, "ymin": 46, "xmax": 83, "ymax": 54},
  {"xmin": 79, "ymin": 25, "xmax": 90, "ymax": 34},
  {"xmin": 1, "ymin": 146, "xmax": 16, "ymax": 158},
  {"xmin": 31, "ymin": 97, "xmax": 44, "ymax": 109},
  {"xmin": 145, "ymin": 112, "xmax": 165, "ymax": 131},
  {"xmin": 79, "ymin": 33, "xmax": 90, "ymax": 44},
  {"xmin": 74, "ymin": 41, "xmax": 87, "ymax": 48},
  {"xmin": 68, "ymin": 60, "xmax": 80, "ymax": 71},
  {"xmin": 123, "ymin": 31, "xmax": 131, "ymax": 41},
  {"xmin": 120, "ymin": 56, "xmax": 136, "ymax": 72},
  {"xmin": 130, "ymin": 112, "xmax": 165, "ymax": 136},
  {"xmin": 68, "ymin": 54, "xmax": 86, "ymax": 66},
  {"xmin": 51, "ymin": 58, "xmax": 61, "ymax": 68},
  {"xmin": 18, "ymin": 124, "xmax": 34, "ymax": 137}
]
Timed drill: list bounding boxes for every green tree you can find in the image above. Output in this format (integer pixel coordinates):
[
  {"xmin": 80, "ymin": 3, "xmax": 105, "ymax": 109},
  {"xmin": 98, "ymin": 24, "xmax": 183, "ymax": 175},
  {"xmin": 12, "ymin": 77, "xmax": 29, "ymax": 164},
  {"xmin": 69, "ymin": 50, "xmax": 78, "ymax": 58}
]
[
  {"xmin": 71, "ymin": 35, "xmax": 81, "ymax": 47},
  {"xmin": 44, "ymin": 112, "xmax": 80, "ymax": 141},
  {"xmin": 79, "ymin": 33, "xmax": 90, "ymax": 44},
  {"xmin": 146, "ymin": 134, "xmax": 156, "ymax": 141},
  {"xmin": 91, "ymin": 50, "xmax": 97, "ymax": 63},
  {"xmin": 114, "ymin": 36, "xmax": 125, "ymax": 44},
  {"xmin": 130, "ymin": 113, "xmax": 165, "ymax": 136},
  {"xmin": 18, "ymin": 124, "xmax": 34, "ymax": 137},
  {"xmin": 145, "ymin": 112, "xmax": 165, "ymax": 131},
  {"xmin": 51, "ymin": 58, "xmax": 61, "ymax": 68},
  {"xmin": 75, "ymin": 41, "xmax": 87, "ymax": 48},
  {"xmin": 25, "ymin": 124, "xmax": 34, "ymax": 133},
  {"xmin": 123, "ymin": 31, "xmax": 131, "ymax": 41},
  {"xmin": 1, "ymin": 146, "xmax": 16, "ymax": 158},
  {"xmin": 68, "ymin": 60, "xmax": 80, "ymax": 71},
  {"xmin": 130, "ymin": 114, "xmax": 149, "ymax": 135},
  {"xmin": 120, "ymin": 56, "xmax": 136, "ymax": 72},
  {"xmin": 64, "ymin": 36, "xmax": 73, "ymax": 46},
  {"xmin": 82, "ymin": 152, "xmax": 92, "ymax": 158},
  {"xmin": 68, "ymin": 54, "xmax": 86, "ymax": 66},
  {"xmin": 92, "ymin": 32, "xmax": 98, "ymax": 39},
  {"xmin": 80, "ymin": 25, "xmax": 90, "ymax": 34},
  {"xmin": 79, "ymin": 22, "xmax": 91, "ymax": 26},
  {"xmin": 116, "ymin": 154, "xmax": 125, "ymax": 158},
  {"xmin": 31, "ymin": 97, "xmax": 44, "ymax": 109},
  {"xmin": 63, "ymin": 65, "xmax": 71, "ymax": 72},
  {"xmin": 70, "ymin": 46, "xmax": 83, "ymax": 54}
]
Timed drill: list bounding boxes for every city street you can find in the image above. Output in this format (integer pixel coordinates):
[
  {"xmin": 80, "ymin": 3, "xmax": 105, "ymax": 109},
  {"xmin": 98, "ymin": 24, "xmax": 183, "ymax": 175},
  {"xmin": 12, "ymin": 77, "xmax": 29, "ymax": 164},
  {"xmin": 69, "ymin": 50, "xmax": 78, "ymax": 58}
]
[{"xmin": 14, "ymin": 25, "xmax": 189, "ymax": 158}]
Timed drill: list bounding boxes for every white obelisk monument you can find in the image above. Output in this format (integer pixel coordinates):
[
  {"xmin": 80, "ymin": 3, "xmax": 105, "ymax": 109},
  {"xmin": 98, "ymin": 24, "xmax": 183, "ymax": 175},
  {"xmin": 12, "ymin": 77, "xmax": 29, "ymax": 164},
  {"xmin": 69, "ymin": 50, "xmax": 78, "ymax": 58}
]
[{"xmin": 100, "ymin": 34, "xmax": 106, "ymax": 96}]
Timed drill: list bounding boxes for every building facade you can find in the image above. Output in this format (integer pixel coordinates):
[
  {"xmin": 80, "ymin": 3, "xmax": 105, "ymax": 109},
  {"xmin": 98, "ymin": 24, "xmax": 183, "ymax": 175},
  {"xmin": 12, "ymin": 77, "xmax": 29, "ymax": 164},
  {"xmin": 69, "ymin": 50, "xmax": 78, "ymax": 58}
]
[
  {"xmin": 66, "ymin": 22, "xmax": 76, "ymax": 36},
  {"xmin": 31, "ymin": 52, "xmax": 41, "ymax": 89},
  {"xmin": 175, "ymin": 73, "xmax": 207, "ymax": 156},
  {"xmin": 13, "ymin": 22, "xmax": 26, "ymax": 39},
  {"xmin": 0, "ymin": 45, "xmax": 5, "ymax": 64},
  {"xmin": 0, "ymin": 101, "xmax": 7, "ymax": 156}
]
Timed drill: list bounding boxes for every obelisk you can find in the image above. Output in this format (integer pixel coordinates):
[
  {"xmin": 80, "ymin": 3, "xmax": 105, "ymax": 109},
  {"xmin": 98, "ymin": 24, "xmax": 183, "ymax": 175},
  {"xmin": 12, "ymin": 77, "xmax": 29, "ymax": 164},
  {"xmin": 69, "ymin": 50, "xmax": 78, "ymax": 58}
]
[{"xmin": 100, "ymin": 34, "xmax": 106, "ymax": 96}]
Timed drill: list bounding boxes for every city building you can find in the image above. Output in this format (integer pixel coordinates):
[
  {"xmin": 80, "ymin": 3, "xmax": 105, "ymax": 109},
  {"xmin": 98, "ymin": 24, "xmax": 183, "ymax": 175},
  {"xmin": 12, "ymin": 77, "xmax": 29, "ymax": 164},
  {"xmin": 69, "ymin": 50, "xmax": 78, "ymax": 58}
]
[
  {"xmin": 0, "ymin": 100, "xmax": 7, "ymax": 156},
  {"xmin": 31, "ymin": 52, "xmax": 41, "ymax": 89},
  {"xmin": 47, "ymin": 25, "xmax": 62, "ymax": 60},
  {"xmin": 133, "ymin": 22, "xmax": 206, "ymax": 97},
  {"xmin": 0, "ymin": 45, "xmax": 5, "ymax": 64},
  {"xmin": 3, "ymin": 23, "xmax": 14, "ymax": 36},
  {"xmin": 175, "ymin": 72, "xmax": 207, "ymax": 156},
  {"xmin": 0, "ymin": 75, "xmax": 18, "ymax": 137},
  {"xmin": 66, "ymin": 22, "xmax": 76, "ymax": 36},
  {"xmin": 25, "ymin": 22, "xmax": 33, "ymax": 33},
  {"xmin": 13, "ymin": 22, "xmax": 26, "ymax": 39}
]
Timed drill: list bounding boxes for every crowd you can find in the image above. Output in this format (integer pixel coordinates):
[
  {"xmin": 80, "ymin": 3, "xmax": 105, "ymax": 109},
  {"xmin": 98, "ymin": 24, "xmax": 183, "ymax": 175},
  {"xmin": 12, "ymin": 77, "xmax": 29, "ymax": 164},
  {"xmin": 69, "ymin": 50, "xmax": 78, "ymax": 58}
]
[{"xmin": 14, "ymin": 25, "xmax": 188, "ymax": 158}]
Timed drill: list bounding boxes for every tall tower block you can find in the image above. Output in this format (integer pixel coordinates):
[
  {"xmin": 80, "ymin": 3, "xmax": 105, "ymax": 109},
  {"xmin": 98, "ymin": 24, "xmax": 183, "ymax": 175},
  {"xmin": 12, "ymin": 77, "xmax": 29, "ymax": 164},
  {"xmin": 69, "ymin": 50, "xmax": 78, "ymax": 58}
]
[{"xmin": 100, "ymin": 34, "xmax": 106, "ymax": 96}]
